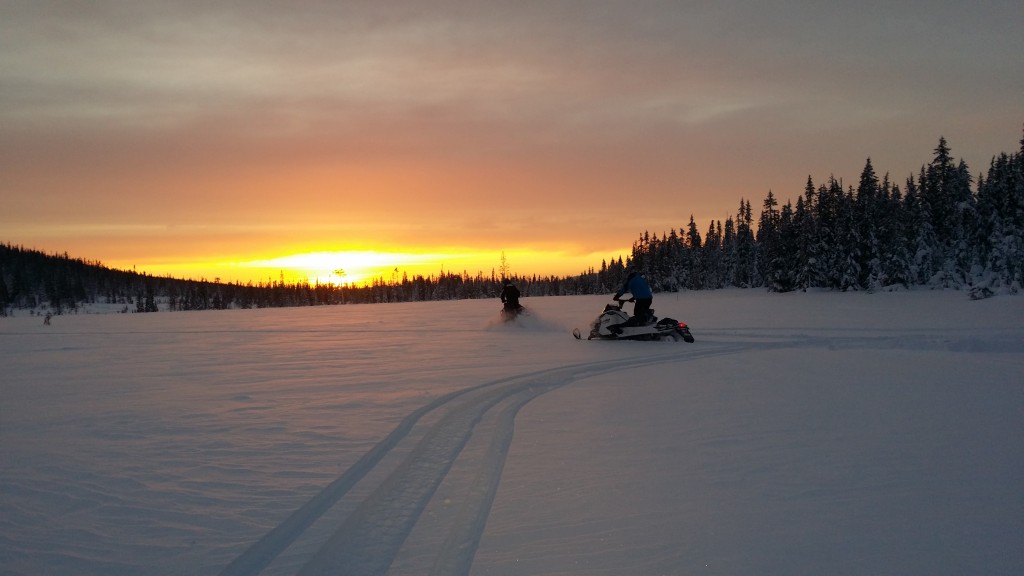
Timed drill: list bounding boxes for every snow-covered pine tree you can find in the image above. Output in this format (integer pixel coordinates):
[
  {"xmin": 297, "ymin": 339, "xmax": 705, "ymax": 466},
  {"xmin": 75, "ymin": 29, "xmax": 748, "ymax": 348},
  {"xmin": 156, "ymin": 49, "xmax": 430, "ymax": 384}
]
[
  {"xmin": 684, "ymin": 216, "xmax": 703, "ymax": 290},
  {"xmin": 902, "ymin": 174, "xmax": 939, "ymax": 285},
  {"xmin": 773, "ymin": 201, "xmax": 800, "ymax": 292},
  {"xmin": 878, "ymin": 175, "xmax": 913, "ymax": 289},
  {"xmin": 976, "ymin": 144, "xmax": 1024, "ymax": 292},
  {"xmin": 660, "ymin": 229, "xmax": 684, "ymax": 291},
  {"xmin": 951, "ymin": 159, "xmax": 977, "ymax": 285},
  {"xmin": 734, "ymin": 200, "xmax": 756, "ymax": 287},
  {"xmin": 923, "ymin": 136, "xmax": 957, "ymax": 245},
  {"xmin": 855, "ymin": 158, "xmax": 883, "ymax": 290},
  {"xmin": 702, "ymin": 220, "xmax": 724, "ymax": 289},
  {"xmin": 793, "ymin": 194, "xmax": 813, "ymax": 291},
  {"xmin": 837, "ymin": 185, "xmax": 862, "ymax": 290},
  {"xmin": 814, "ymin": 177, "xmax": 845, "ymax": 288},
  {"xmin": 798, "ymin": 176, "xmax": 824, "ymax": 289},
  {"xmin": 756, "ymin": 190, "xmax": 780, "ymax": 290},
  {"xmin": 721, "ymin": 216, "xmax": 737, "ymax": 287},
  {"xmin": 919, "ymin": 137, "xmax": 977, "ymax": 287}
]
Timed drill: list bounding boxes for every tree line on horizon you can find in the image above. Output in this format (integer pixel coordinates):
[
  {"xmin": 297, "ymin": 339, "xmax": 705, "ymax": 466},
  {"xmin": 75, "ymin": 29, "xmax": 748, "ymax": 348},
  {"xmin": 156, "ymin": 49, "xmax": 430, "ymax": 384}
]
[
  {"xmin": 623, "ymin": 132, "xmax": 1023, "ymax": 298},
  {"xmin": 0, "ymin": 244, "xmax": 591, "ymax": 315},
  {"xmin": 1, "ymin": 130, "xmax": 1021, "ymax": 316}
]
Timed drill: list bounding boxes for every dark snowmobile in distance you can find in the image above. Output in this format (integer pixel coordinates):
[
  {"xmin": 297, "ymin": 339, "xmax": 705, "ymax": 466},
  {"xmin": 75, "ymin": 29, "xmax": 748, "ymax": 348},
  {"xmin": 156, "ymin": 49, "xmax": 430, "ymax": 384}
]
[
  {"xmin": 499, "ymin": 279, "xmax": 526, "ymax": 322},
  {"xmin": 573, "ymin": 298, "xmax": 694, "ymax": 342},
  {"xmin": 500, "ymin": 303, "xmax": 527, "ymax": 322}
]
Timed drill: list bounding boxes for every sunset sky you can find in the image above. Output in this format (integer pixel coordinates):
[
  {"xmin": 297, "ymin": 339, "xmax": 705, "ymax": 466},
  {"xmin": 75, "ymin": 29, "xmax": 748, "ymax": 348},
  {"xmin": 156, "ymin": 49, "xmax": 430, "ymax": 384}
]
[{"xmin": 3, "ymin": 1, "xmax": 1022, "ymax": 285}]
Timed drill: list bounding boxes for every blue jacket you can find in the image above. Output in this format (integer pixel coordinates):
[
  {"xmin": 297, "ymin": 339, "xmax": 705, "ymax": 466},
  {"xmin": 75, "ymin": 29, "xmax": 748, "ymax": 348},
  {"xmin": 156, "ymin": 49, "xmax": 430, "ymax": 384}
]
[{"xmin": 615, "ymin": 274, "xmax": 652, "ymax": 299}]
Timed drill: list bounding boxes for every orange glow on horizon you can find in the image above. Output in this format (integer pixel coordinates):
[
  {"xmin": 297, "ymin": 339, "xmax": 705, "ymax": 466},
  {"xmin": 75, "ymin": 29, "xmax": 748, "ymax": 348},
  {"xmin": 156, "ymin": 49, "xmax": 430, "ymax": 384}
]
[
  {"xmin": 115, "ymin": 247, "xmax": 628, "ymax": 287},
  {"xmin": 234, "ymin": 250, "xmax": 475, "ymax": 286}
]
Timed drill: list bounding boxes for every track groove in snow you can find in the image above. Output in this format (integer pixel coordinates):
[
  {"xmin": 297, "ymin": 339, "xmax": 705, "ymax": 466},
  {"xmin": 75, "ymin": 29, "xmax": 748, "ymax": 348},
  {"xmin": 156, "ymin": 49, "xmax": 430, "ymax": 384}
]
[{"xmin": 219, "ymin": 345, "xmax": 743, "ymax": 576}]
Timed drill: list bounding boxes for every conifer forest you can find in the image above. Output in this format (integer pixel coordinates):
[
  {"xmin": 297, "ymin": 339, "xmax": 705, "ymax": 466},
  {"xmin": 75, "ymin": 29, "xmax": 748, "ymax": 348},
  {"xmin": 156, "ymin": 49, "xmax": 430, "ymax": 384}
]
[{"xmin": 2, "ymin": 131, "xmax": 1022, "ymax": 315}]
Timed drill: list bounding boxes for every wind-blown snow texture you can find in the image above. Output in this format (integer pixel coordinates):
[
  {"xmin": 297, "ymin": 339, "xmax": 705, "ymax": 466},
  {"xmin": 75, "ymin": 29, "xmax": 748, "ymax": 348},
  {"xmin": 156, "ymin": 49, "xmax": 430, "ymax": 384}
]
[{"xmin": 1, "ymin": 291, "xmax": 1022, "ymax": 575}]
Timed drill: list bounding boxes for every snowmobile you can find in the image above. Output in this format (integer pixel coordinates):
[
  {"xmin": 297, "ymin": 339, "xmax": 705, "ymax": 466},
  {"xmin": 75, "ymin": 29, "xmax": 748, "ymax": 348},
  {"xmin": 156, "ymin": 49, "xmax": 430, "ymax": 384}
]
[
  {"xmin": 573, "ymin": 298, "xmax": 694, "ymax": 342},
  {"xmin": 500, "ymin": 303, "xmax": 527, "ymax": 322}
]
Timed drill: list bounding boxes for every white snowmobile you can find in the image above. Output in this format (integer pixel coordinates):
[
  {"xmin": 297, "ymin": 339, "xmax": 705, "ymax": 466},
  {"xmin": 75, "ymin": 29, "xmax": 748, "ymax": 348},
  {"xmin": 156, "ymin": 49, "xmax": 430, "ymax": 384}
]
[{"xmin": 573, "ymin": 298, "xmax": 694, "ymax": 342}]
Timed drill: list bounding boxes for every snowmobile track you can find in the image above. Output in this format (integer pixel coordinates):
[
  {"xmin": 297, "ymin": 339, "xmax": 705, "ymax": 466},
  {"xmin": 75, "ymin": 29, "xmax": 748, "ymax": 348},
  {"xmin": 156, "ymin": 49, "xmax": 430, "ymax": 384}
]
[{"xmin": 218, "ymin": 344, "xmax": 744, "ymax": 576}]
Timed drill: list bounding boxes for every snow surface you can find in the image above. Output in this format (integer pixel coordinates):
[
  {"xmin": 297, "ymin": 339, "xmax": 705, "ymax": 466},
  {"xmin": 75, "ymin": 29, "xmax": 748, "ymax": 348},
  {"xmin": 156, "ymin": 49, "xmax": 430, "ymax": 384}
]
[{"xmin": 1, "ymin": 290, "xmax": 1022, "ymax": 575}]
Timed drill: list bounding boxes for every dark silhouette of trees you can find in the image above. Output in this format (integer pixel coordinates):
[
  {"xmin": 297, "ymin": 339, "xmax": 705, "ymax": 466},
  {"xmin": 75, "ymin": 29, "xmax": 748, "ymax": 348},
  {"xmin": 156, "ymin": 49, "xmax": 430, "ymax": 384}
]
[
  {"xmin": 621, "ymin": 131, "xmax": 1022, "ymax": 297},
  {"xmin": 0, "ymin": 243, "xmax": 603, "ymax": 314}
]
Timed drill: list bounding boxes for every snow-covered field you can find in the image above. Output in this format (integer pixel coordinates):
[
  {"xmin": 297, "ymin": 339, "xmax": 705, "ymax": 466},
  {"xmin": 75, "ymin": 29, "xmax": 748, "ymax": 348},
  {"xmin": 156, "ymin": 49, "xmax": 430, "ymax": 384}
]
[{"xmin": 1, "ymin": 290, "xmax": 1022, "ymax": 576}]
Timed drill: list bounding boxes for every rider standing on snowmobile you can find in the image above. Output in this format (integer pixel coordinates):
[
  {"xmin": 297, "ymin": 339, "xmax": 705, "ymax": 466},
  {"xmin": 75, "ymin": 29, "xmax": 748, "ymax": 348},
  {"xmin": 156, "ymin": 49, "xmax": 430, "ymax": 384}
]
[
  {"xmin": 500, "ymin": 279, "xmax": 521, "ymax": 312},
  {"xmin": 614, "ymin": 271, "xmax": 653, "ymax": 324}
]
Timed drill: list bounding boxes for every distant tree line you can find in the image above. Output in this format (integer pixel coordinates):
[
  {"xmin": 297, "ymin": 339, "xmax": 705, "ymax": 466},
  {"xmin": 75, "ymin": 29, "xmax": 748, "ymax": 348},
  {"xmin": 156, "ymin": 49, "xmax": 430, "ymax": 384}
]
[
  {"xmin": 2, "ymin": 130, "xmax": 1020, "ymax": 315},
  {"xmin": 0, "ymin": 243, "xmax": 592, "ymax": 315},
  {"xmin": 618, "ymin": 132, "xmax": 1023, "ymax": 298}
]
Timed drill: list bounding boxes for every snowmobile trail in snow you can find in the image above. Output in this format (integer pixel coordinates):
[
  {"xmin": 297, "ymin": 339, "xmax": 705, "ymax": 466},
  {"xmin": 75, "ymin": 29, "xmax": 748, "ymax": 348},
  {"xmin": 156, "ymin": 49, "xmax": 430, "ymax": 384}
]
[{"xmin": 217, "ymin": 344, "xmax": 745, "ymax": 576}]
